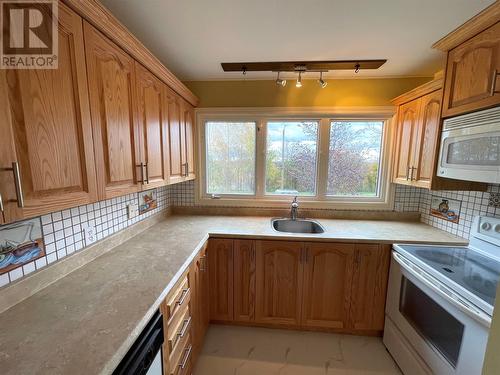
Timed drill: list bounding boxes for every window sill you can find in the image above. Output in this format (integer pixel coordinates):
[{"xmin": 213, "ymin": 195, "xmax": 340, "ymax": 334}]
[{"xmin": 195, "ymin": 195, "xmax": 395, "ymax": 211}]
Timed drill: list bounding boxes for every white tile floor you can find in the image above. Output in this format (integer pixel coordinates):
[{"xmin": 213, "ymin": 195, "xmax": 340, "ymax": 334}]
[{"xmin": 194, "ymin": 325, "xmax": 402, "ymax": 375}]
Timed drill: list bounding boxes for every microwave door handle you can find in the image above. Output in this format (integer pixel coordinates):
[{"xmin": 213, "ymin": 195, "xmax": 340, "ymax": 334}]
[{"xmin": 392, "ymin": 252, "xmax": 491, "ymax": 327}]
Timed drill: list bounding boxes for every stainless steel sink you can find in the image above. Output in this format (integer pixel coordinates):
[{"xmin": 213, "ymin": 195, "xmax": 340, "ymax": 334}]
[{"xmin": 271, "ymin": 218, "xmax": 325, "ymax": 234}]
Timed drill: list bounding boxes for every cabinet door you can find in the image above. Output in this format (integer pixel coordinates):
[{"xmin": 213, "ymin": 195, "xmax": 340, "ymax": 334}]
[
  {"xmin": 165, "ymin": 89, "xmax": 184, "ymax": 184},
  {"xmin": 443, "ymin": 22, "xmax": 500, "ymax": 117},
  {"xmin": 208, "ymin": 239, "xmax": 234, "ymax": 321},
  {"xmin": 412, "ymin": 90, "xmax": 442, "ymax": 188},
  {"xmin": 182, "ymin": 101, "xmax": 196, "ymax": 179},
  {"xmin": 84, "ymin": 22, "xmax": 141, "ymax": 200},
  {"xmin": 234, "ymin": 240, "xmax": 256, "ymax": 322},
  {"xmin": 301, "ymin": 243, "xmax": 355, "ymax": 329},
  {"xmin": 135, "ymin": 63, "xmax": 169, "ymax": 188},
  {"xmin": 393, "ymin": 99, "xmax": 420, "ymax": 185},
  {"xmin": 255, "ymin": 241, "xmax": 304, "ymax": 326},
  {"xmin": 190, "ymin": 245, "xmax": 208, "ymax": 363},
  {"xmin": 199, "ymin": 246, "xmax": 210, "ymax": 338},
  {"xmin": 349, "ymin": 244, "xmax": 390, "ymax": 331},
  {"xmin": 0, "ymin": 3, "xmax": 97, "ymax": 222}
]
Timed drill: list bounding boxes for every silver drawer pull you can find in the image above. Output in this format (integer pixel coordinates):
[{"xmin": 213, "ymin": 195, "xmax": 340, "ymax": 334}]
[
  {"xmin": 177, "ymin": 316, "xmax": 191, "ymax": 338},
  {"xmin": 179, "ymin": 345, "xmax": 192, "ymax": 370},
  {"xmin": 176, "ymin": 288, "xmax": 189, "ymax": 306},
  {"xmin": 0, "ymin": 192, "xmax": 4, "ymax": 212},
  {"xmin": 1, "ymin": 162, "xmax": 24, "ymax": 208},
  {"xmin": 490, "ymin": 69, "xmax": 500, "ymax": 96}
]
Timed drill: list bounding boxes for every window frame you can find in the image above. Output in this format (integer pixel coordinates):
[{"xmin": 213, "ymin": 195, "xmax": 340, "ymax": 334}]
[{"xmin": 196, "ymin": 107, "xmax": 396, "ymax": 210}]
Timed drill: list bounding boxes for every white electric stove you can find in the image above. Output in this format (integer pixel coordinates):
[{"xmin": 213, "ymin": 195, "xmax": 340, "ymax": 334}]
[{"xmin": 384, "ymin": 216, "xmax": 500, "ymax": 375}]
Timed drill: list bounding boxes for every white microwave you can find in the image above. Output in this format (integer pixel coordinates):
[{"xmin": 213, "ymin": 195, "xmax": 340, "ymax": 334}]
[{"xmin": 437, "ymin": 106, "xmax": 500, "ymax": 184}]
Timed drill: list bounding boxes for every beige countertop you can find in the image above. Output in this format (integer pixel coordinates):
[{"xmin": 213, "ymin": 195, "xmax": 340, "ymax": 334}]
[{"xmin": 0, "ymin": 214, "xmax": 468, "ymax": 375}]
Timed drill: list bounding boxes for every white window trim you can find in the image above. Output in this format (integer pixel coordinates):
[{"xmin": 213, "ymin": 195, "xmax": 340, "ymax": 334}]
[{"xmin": 195, "ymin": 106, "xmax": 397, "ymax": 210}]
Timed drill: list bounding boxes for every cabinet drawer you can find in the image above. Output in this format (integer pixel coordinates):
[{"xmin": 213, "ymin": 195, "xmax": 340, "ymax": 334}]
[
  {"xmin": 169, "ymin": 334, "xmax": 192, "ymax": 375},
  {"xmin": 166, "ymin": 276, "xmax": 191, "ymax": 324},
  {"xmin": 167, "ymin": 307, "xmax": 192, "ymax": 353}
]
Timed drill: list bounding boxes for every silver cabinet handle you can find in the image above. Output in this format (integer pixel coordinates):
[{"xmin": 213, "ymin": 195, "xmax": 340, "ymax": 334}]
[
  {"xmin": 177, "ymin": 316, "xmax": 191, "ymax": 338},
  {"xmin": 144, "ymin": 163, "xmax": 149, "ymax": 184},
  {"xmin": 199, "ymin": 255, "xmax": 206, "ymax": 272},
  {"xmin": 491, "ymin": 69, "xmax": 500, "ymax": 96},
  {"xmin": 179, "ymin": 345, "xmax": 193, "ymax": 370},
  {"xmin": 177, "ymin": 288, "xmax": 189, "ymax": 306},
  {"xmin": 410, "ymin": 166, "xmax": 417, "ymax": 181},
  {"xmin": 0, "ymin": 192, "xmax": 4, "ymax": 212},
  {"xmin": 406, "ymin": 166, "xmax": 411, "ymax": 180},
  {"xmin": 1, "ymin": 162, "xmax": 24, "ymax": 208},
  {"xmin": 137, "ymin": 163, "xmax": 145, "ymax": 184}
]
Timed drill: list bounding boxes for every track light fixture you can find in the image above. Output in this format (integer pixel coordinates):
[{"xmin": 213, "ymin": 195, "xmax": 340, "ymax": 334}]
[
  {"xmin": 275, "ymin": 72, "xmax": 286, "ymax": 87},
  {"xmin": 318, "ymin": 72, "xmax": 327, "ymax": 88},
  {"xmin": 296, "ymin": 72, "xmax": 302, "ymax": 88}
]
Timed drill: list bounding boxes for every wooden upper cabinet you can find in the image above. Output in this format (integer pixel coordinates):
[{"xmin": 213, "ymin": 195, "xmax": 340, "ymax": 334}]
[
  {"xmin": 182, "ymin": 100, "xmax": 196, "ymax": 179},
  {"xmin": 412, "ymin": 90, "xmax": 442, "ymax": 188},
  {"xmin": 443, "ymin": 22, "xmax": 500, "ymax": 117},
  {"xmin": 349, "ymin": 244, "xmax": 390, "ymax": 331},
  {"xmin": 84, "ymin": 21, "xmax": 141, "ymax": 200},
  {"xmin": 208, "ymin": 239, "xmax": 234, "ymax": 321},
  {"xmin": 255, "ymin": 241, "xmax": 304, "ymax": 326},
  {"xmin": 233, "ymin": 240, "xmax": 256, "ymax": 322},
  {"xmin": 393, "ymin": 99, "xmax": 420, "ymax": 184},
  {"xmin": 164, "ymin": 88, "xmax": 184, "ymax": 184},
  {"xmin": 135, "ymin": 63, "xmax": 169, "ymax": 188},
  {"xmin": 0, "ymin": 3, "xmax": 98, "ymax": 222},
  {"xmin": 302, "ymin": 243, "xmax": 354, "ymax": 329}
]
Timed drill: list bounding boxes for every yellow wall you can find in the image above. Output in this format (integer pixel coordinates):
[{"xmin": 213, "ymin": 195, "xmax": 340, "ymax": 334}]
[
  {"xmin": 483, "ymin": 285, "xmax": 500, "ymax": 374},
  {"xmin": 184, "ymin": 77, "xmax": 432, "ymax": 107}
]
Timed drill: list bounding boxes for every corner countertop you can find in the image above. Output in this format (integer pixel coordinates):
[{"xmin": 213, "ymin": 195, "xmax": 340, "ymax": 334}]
[{"xmin": 0, "ymin": 215, "xmax": 468, "ymax": 375}]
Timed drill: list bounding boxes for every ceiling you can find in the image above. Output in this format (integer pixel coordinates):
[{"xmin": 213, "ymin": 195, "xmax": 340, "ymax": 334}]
[{"xmin": 100, "ymin": 0, "xmax": 495, "ymax": 81}]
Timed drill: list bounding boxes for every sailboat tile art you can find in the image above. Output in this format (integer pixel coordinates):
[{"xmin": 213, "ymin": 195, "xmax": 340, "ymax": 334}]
[{"xmin": 0, "ymin": 218, "xmax": 45, "ymax": 275}]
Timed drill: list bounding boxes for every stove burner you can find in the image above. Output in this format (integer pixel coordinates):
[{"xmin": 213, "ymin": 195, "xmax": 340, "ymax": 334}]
[{"xmin": 415, "ymin": 250, "xmax": 464, "ymax": 266}]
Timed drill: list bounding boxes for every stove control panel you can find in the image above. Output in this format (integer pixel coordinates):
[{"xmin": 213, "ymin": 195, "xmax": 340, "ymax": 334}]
[{"xmin": 475, "ymin": 216, "xmax": 500, "ymax": 243}]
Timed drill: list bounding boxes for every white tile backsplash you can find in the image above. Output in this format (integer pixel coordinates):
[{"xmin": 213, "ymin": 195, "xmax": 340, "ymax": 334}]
[{"xmin": 0, "ymin": 185, "xmax": 170, "ymax": 288}]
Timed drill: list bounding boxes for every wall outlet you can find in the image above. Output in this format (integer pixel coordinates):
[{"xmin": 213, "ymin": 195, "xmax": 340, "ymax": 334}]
[
  {"xmin": 83, "ymin": 225, "xmax": 96, "ymax": 246},
  {"xmin": 127, "ymin": 203, "xmax": 139, "ymax": 219}
]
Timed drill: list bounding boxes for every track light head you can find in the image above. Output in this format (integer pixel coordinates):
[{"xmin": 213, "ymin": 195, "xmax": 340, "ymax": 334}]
[
  {"xmin": 318, "ymin": 72, "xmax": 327, "ymax": 88},
  {"xmin": 296, "ymin": 72, "xmax": 302, "ymax": 88},
  {"xmin": 275, "ymin": 72, "xmax": 287, "ymax": 87}
]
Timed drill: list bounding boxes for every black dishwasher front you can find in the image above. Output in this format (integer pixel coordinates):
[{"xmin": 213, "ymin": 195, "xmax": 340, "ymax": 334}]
[{"xmin": 113, "ymin": 310, "xmax": 164, "ymax": 375}]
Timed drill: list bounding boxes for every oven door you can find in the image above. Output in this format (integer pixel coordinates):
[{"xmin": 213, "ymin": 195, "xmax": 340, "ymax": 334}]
[
  {"xmin": 385, "ymin": 252, "xmax": 490, "ymax": 375},
  {"xmin": 437, "ymin": 123, "xmax": 500, "ymax": 183}
]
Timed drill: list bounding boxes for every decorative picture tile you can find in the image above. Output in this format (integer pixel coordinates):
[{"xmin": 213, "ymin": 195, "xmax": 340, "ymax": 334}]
[
  {"xmin": 138, "ymin": 189, "xmax": 158, "ymax": 214},
  {"xmin": 0, "ymin": 218, "xmax": 45, "ymax": 277},
  {"xmin": 430, "ymin": 196, "xmax": 461, "ymax": 223},
  {"xmin": 489, "ymin": 192, "xmax": 500, "ymax": 208}
]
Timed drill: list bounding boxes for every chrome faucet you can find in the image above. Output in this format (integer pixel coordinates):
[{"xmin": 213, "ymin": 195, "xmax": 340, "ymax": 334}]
[{"xmin": 290, "ymin": 196, "xmax": 299, "ymax": 221}]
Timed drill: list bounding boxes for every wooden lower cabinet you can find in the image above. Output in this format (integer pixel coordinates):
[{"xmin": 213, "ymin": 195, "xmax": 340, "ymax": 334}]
[
  {"xmin": 161, "ymin": 273, "xmax": 194, "ymax": 375},
  {"xmin": 233, "ymin": 240, "xmax": 256, "ymax": 322},
  {"xmin": 166, "ymin": 239, "xmax": 391, "ymax": 373},
  {"xmin": 208, "ymin": 238, "xmax": 391, "ymax": 334},
  {"xmin": 189, "ymin": 244, "xmax": 209, "ymax": 363},
  {"xmin": 301, "ymin": 242, "xmax": 355, "ymax": 329},
  {"xmin": 349, "ymin": 244, "xmax": 391, "ymax": 331},
  {"xmin": 255, "ymin": 241, "xmax": 304, "ymax": 326},
  {"xmin": 208, "ymin": 239, "xmax": 234, "ymax": 321}
]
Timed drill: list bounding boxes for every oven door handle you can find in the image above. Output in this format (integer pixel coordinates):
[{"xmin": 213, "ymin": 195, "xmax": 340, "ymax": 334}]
[{"xmin": 393, "ymin": 252, "xmax": 491, "ymax": 328}]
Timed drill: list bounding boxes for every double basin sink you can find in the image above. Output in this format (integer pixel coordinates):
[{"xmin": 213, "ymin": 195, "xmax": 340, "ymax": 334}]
[{"xmin": 271, "ymin": 218, "xmax": 325, "ymax": 234}]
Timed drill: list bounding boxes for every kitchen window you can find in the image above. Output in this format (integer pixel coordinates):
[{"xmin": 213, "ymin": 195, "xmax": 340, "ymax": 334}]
[
  {"xmin": 327, "ymin": 121, "xmax": 384, "ymax": 197},
  {"xmin": 205, "ymin": 121, "xmax": 256, "ymax": 195},
  {"xmin": 265, "ymin": 121, "xmax": 319, "ymax": 196},
  {"xmin": 198, "ymin": 108, "xmax": 394, "ymax": 209}
]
